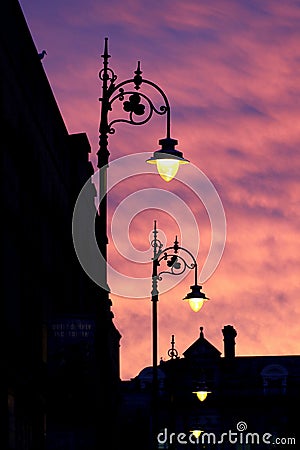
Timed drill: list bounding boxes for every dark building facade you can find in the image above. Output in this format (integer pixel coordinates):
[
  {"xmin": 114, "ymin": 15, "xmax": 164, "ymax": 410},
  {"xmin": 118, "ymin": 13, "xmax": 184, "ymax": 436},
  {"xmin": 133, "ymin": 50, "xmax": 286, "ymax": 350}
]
[
  {"xmin": 1, "ymin": 1, "xmax": 121, "ymax": 449},
  {"xmin": 120, "ymin": 325, "xmax": 299, "ymax": 449}
]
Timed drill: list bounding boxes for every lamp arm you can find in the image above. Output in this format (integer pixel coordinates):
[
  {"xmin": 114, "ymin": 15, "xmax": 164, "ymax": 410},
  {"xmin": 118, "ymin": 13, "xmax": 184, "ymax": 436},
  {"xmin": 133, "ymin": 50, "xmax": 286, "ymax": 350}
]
[
  {"xmin": 150, "ymin": 222, "xmax": 200, "ymax": 298},
  {"xmin": 177, "ymin": 245, "xmax": 198, "ymax": 286},
  {"xmin": 141, "ymin": 78, "xmax": 171, "ymax": 138}
]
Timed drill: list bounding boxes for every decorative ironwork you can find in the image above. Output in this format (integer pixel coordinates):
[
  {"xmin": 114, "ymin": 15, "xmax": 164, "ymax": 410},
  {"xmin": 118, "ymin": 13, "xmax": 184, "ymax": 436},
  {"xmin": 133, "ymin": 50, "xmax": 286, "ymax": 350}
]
[
  {"xmin": 123, "ymin": 93, "xmax": 145, "ymax": 116},
  {"xmin": 98, "ymin": 37, "xmax": 171, "ymax": 140},
  {"xmin": 151, "ymin": 221, "xmax": 198, "ymax": 288},
  {"xmin": 157, "ymin": 253, "xmax": 196, "ymax": 280},
  {"xmin": 167, "ymin": 334, "xmax": 179, "ymax": 359},
  {"xmin": 150, "ymin": 219, "xmax": 163, "ymax": 260}
]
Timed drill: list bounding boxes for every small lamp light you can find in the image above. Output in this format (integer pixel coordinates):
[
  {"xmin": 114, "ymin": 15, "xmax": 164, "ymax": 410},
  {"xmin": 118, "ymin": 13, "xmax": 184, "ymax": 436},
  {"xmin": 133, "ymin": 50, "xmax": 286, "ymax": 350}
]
[
  {"xmin": 190, "ymin": 429, "xmax": 204, "ymax": 439},
  {"xmin": 183, "ymin": 284, "xmax": 209, "ymax": 312},
  {"xmin": 146, "ymin": 137, "xmax": 189, "ymax": 182},
  {"xmin": 192, "ymin": 389, "xmax": 211, "ymax": 402},
  {"xmin": 192, "ymin": 381, "xmax": 211, "ymax": 402}
]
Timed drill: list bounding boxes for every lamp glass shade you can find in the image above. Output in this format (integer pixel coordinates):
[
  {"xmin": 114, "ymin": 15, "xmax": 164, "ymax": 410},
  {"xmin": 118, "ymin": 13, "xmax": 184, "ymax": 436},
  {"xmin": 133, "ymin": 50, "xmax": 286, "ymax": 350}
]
[
  {"xmin": 156, "ymin": 159, "xmax": 180, "ymax": 182},
  {"xmin": 188, "ymin": 298, "xmax": 205, "ymax": 313},
  {"xmin": 190, "ymin": 430, "xmax": 203, "ymax": 439},
  {"xmin": 193, "ymin": 390, "xmax": 211, "ymax": 402}
]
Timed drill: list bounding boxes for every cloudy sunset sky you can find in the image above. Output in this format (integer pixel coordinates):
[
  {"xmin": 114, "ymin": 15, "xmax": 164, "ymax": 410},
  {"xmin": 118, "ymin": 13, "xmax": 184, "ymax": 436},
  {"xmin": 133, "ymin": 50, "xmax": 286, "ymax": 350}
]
[{"xmin": 19, "ymin": 0, "xmax": 300, "ymax": 380}]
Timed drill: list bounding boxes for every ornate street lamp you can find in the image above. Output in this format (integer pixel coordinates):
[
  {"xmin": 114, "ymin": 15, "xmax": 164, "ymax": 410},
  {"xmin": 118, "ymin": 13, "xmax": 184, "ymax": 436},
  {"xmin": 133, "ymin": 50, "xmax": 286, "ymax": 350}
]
[
  {"xmin": 150, "ymin": 220, "xmax": 209, "ymax": 447},
  {"xmin": 97, "ymin": 37, "xmax": 190, "ymax": 300},
  {"xmin": 96, "ymin": 40, "xmax": 190, "ymax": 449},
  {"xmin": 151, "ymin": 220, "xmax": 209, "ymax": 374},
  {"xmin": 98, "ymin": 40, "xmax": 189, "ymax": 182}
]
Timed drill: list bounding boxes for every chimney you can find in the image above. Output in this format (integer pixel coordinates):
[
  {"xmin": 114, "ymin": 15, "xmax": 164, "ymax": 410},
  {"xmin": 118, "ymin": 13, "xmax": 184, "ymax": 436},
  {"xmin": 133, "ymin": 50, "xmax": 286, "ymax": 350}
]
[{"xmin": 222, "ymin": 325, "xmax": 237, "ymax": 359}]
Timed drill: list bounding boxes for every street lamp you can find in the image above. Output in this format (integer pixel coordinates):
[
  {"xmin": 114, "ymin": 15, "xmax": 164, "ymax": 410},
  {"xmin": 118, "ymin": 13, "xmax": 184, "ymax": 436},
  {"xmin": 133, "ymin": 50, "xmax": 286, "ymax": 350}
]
[
  {"xmin": 150, "ymin": 220, "xmax": 208, "ymax": 447},
  {"xmin": 97, "ymin": 37, "xmax": 190, "ymax": 299},
  {"xmin": 96, "ymin": 39, "xmax": 190, "ymax": 449}
]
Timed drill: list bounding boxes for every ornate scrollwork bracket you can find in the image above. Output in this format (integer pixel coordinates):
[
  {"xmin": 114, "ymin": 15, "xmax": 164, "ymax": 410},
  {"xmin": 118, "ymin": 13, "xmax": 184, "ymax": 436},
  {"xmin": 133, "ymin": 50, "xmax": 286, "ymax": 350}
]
[
  {"xmin": 98, "ymin": 37, "xmax": 171, "ymax": 160},
  {"xmin": 150, "ymin": 220, "xmax": 198, "ymax": 299}
]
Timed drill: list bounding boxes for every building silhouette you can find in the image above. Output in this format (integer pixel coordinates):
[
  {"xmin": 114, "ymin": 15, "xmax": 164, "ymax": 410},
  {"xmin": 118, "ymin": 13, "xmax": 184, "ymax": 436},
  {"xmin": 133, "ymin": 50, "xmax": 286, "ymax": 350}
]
[
  {"xmin": 120, "ymin": 325, "xmax": 299, "ymax": 449},
  {"xmin": 2, "ymin": 1, "xmax": 121, "ymax": 449}
]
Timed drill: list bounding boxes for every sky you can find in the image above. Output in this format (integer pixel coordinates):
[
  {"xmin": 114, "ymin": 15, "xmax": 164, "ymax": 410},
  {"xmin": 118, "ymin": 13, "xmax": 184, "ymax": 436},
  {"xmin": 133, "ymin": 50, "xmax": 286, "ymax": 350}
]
[{"xmin": 19, "ymin": 0, "xmax": 300, "ymax": 380}]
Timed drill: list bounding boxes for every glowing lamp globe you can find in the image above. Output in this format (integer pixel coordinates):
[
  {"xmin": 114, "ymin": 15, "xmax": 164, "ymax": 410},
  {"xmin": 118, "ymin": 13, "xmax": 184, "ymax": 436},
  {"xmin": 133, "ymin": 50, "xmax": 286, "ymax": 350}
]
[
  {"xmin": 190, "ymin": 429, "xmax": 203, "ymax": 439},
  {"xmin": 156, "ymin": 159, "xmax": 180, "ymax": 182},
  {"xmin": 192, "ymin": 390, "xmax": 211, "ymax": 402}
]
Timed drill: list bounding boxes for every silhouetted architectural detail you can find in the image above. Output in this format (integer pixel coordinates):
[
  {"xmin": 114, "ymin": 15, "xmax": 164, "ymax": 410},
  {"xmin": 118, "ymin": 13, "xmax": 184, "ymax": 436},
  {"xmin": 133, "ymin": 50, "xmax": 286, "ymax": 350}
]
[
  {"xmin": 119, "ymin": 325, "xmax": 299, "ymax": 450},
  {"xmin": 222, "ymin": 324, "xmax": 237, "ymax": 359},
  {"xmin": 261, "ymin": 363, "xmax": 288, "ymax": 396},
  {"xmin": 183, "ymin": 326, "xmax": 221, "ymax": 360},
  {"xmin": 2, "ymin": 1, "xmax": 121, "ymax": 449}
]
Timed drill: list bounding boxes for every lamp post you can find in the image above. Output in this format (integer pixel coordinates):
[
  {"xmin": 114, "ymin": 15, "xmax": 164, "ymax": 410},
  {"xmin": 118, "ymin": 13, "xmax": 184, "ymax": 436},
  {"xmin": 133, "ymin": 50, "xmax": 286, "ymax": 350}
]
[
  {"xmin": 150, "ymin": 220, "xmax": 209, "ymax": 448},
  {"xmin": 97, "ymin": 36, "xmax": 190, "ymax": 305},
  {"xmin": 96, "ymin": 38, "xmax": 190, "ymax": 449}
]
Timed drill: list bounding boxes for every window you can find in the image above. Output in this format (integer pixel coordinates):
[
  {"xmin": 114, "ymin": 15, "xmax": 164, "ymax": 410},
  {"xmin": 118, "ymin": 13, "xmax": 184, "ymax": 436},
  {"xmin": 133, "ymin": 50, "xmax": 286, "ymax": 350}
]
[{"xmin": 261, "ymin": 364, "xmax": 288, "ymax": 396}]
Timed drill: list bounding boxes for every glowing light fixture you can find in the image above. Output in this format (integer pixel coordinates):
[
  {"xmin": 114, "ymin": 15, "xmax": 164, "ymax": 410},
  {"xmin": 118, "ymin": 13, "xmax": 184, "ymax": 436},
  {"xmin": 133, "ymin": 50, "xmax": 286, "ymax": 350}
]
[
  {"xmin": 190, "ymin": 429, "xmax": 204, "ymax": 439},
  {"xmin": 183, "ymin": 284, "xmax": 209, "ymax": 312},
  {"xmin": 192, "ymin": 389, "xmax": 211, "ymax": 402},
  {"xmin": 192, "ymin": 377, "xmax": 211, "ymax": 402},
  {"xmin": 146, "ymin": 137, "xmax": 189, "ymax": 182}
]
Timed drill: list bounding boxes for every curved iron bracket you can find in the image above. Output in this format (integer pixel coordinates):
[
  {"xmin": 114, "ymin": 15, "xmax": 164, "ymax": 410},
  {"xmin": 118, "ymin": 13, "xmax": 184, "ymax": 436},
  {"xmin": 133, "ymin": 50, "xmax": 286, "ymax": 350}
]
[{"xmin": 98, "ymin": 38, "xmax": 171, "ymax": 139}]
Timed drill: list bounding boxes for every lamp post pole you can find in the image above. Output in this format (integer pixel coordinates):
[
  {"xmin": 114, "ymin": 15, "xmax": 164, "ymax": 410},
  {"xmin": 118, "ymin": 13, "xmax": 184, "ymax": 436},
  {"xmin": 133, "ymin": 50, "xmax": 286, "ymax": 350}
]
[{"xmin": 150, "ymin": 220, "xmax": 209, "ymax": 449}]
